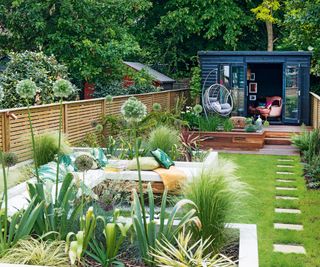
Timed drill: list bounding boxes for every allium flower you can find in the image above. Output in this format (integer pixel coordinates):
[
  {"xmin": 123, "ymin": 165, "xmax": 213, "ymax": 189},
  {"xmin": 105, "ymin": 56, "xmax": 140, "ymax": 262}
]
[
  {"xmin": 193, "ymin": 104, "xmax": 203, "ymax": 114},
  {"xmin": 95, "ymin": 123, "xmax": 103, "ymax": 132},
  {"xmin": 105, "ymin": 95, "xmax": 113, "ymax": 103},
  {"xmin": 2, "ymin": 152, "xmax": 18, "ymax": 167},
  {"xmin": 16, "ymin": 79, "xmax": 37, "ymax": 99},
  {"xmin": 152, "ymin": 102, "xmax": 162, "ymax": 112},
  {"xmin": 121, "ymin": 97, "xmax": 147, "ymax": 123},
  {"xmin": 53, "ymin": 79, "xmax": 74, "ymax": 98},
  {"xmin": 74, "ymin": 155, "xmax": 94, "ymax": 172}
]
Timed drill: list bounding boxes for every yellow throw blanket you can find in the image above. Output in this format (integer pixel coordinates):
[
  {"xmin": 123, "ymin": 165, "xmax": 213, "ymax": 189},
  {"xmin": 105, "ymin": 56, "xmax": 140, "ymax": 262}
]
[{"xmin": 153, "ymin": 166, "xmax": 187, "ymax": 191}]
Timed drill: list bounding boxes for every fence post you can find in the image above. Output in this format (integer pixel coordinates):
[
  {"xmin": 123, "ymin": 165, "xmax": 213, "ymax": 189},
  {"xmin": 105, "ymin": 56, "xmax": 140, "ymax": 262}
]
[
  {"xmin": 63, "ymin": 103, "xmax": 68, "ymax": 134},
  {"xmin": 3, "ymin": 113, "xmax": 10, "ymax": 152},
  {"xmin": 102, "ymin": 98, "xmax": 106, "ymax": 117},
  {"xmin": 167, "ymin": 91, "xmax": 172, "ymax": 110}
]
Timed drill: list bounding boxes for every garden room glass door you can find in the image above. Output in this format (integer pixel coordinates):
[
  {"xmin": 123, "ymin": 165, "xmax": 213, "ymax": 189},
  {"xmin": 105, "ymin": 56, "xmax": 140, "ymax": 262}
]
[
  {"xmin": 218, "ymin": 64, "xmax": 246, "ymax": 116},
  {"xmin": 283, "ymin": 65, "xmax": 301, "ymax": 124}
]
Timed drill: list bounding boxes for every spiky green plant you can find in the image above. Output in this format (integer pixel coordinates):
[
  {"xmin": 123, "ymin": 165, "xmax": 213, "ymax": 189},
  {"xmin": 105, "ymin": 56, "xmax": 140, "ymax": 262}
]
[
  {"xmin": 148, "ymin": 125, "xmax": 181, "ymax": 158},
  {"xmin": 150, "ymin": 229, "xmax": 236, "ymax": 267},
  {"xmin": 132, "ymin": 183, "xmax": 200, "ymax": 265},
  {"xmin": 0, "ymin": 237, "xmax": 69, "ymax": 266},
  {"xmin": 34, "ymin": 132, "xmax": 71, "ymax": 167},
  {"xmin": 184, "ymin": 159, "xmax": 247, "ymax": 253}
]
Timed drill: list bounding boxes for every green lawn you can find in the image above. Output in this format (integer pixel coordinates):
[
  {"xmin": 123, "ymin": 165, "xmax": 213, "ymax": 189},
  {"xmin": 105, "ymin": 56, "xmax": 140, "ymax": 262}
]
[{"xmin": 221, "ymin": 153, "xmax": 320, "ymax": 267}]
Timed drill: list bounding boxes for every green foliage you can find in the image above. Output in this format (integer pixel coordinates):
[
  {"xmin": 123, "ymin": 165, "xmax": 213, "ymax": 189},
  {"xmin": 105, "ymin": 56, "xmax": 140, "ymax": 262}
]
[
  {"xmin": 131, "ymin": 184, "xmax": 200, "ymax": 264},
  {"xmin": 80, "ymin": 132, "xmax": 100, "ymax": 148},
  {"xmin": 198, "ymin": 116, "xmax": 234, "ymax": 132},
  {"xmin": 251, "ymin": 0, "xmax": 280, "ymax": 23},
  {"xmin": 184, "ymin": 160, "xmax": 247, "ymax": 252},
  {"xmin": 93, "ymin": 80, "xmax": 159, "ymax": 98},
  {"xmin": 0, "ymin": 1, "xmax": 151, "ymax": 82},
  {"xmin": 147, "ymin": 125, "xmax": 181, "ymax": 158},
  {"xmin": 0, "ymin": 238, "xmax": 69, "ymax": 266},
  {"xmin": 282, "ymin": 0, "xmax": 320, "ymax": 75},
  {"xmin": 2, "ymin": 152, "xmax": 18, "ymax": 167},
  {"xmin": 135, "ymin": 0, "xmax": 261, "ymax": 75},
  {"xmin": 66, "ymin": 207, "xmax": 97, "ymax": 265},
  {"xmin": 0, "ymin": 151, "xmax": 43, "ymax": 252},
  {"xmin": 0, "ymin": 51, "xmax": 74, "ymax": 108},
  {"xmin": 291, "ymin": 126, "xmax": 312, "ymax": 152},
  {"xmin": 34, "ymin": 132, "xmax": 71, "ymax": 168},
  {"xmin": 27, "ymin": 174, "xmax": 83, "ymax": 240},
  {"xmin": 190, "ymin": 66, "xmax": 201, "ymax": 103},
  {"xmin": 151, "ymin": 230, "xmax": 236, "ymax": 267},
  {"xmin": 86, "ymin": 210, "xmax": 131, "ymax": 267}
]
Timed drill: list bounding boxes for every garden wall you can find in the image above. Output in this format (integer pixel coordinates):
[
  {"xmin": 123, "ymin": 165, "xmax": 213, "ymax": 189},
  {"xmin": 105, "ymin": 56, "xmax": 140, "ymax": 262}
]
[{"xmin": 0, "ymin": 89, "xmax": 188, "ymax": 162}]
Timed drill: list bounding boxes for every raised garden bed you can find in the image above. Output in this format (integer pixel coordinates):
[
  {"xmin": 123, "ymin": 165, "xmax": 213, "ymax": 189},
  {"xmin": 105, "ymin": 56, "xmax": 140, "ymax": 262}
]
[{"xmin": 190, "ymin": 130, "xmax": 265, "ymax": 150}]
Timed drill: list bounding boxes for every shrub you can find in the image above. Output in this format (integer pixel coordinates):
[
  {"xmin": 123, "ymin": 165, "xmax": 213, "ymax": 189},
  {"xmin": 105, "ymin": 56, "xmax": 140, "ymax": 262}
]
[
  {"xmin": 291, "ymin": 126, "xmax": 312, "ymax": 152},
  {"xmin": 198, "ymin": 115, "xmax": 234, "ymax": 132},
  {"xmin": 302, "ymin": 128, "xmax": 320, "ymax": 163},
  {"xmin": 184, "ymin": 159, "xmax": 247, "ymax": 252},
  {"xmin": 0, "ymin": 238, "xmax": 69, "ymax": 266},
  {"xmin": 34, "ymin": 132, "xmax": 71, "ymax": 167},
  {"xmin": 0, "ymin": 51, "xmax": 77, "ymax": 108},
  {"xmin": 148, "ymin": 125, "xmax": 181, "ymax": 158},
  {"xmin": 151, "ymin": 230, "xmax": 236, "ymax": 267}
]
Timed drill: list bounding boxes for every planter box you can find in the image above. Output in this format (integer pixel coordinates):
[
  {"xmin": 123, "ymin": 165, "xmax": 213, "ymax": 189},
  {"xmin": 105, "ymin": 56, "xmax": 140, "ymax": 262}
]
[{"xmin": 191, "ymin": 130, "xmax": 265, "ymax": 150}]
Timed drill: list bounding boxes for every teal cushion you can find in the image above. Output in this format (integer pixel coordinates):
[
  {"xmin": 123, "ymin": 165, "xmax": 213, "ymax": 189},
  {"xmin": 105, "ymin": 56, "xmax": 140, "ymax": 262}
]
[{"xmin": 151, "ymin": 148, "xmax": 174, "ymax": 169}]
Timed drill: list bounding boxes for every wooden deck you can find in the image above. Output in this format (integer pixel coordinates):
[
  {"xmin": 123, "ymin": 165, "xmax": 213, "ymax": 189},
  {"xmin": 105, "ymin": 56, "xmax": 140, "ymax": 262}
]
[{"xmin": 214, "ymin": 125, "xmax": 310, "ymax": 156}]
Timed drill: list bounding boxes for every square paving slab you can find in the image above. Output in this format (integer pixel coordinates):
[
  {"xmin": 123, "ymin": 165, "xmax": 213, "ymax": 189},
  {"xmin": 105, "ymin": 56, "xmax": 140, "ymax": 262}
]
[{"xmin": 276, "ymin": 186, "xmax": 297, "ymax": 191}]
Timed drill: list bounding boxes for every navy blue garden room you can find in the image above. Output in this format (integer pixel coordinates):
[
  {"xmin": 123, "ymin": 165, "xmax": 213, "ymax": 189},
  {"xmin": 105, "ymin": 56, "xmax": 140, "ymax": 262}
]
[{"xmin": 198, "ymin": 51, "xmax": 312, "ymax": 125}]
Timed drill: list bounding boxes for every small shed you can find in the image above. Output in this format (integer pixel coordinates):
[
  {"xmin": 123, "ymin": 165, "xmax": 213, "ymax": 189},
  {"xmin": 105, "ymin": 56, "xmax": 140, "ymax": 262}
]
[
  {"xmin": 123, "ymin": 61, "xmax": 176, "ymax": 90},
  {"xmin": 198, "ymin": 51, "xmax": 312, "ymax": 125}
]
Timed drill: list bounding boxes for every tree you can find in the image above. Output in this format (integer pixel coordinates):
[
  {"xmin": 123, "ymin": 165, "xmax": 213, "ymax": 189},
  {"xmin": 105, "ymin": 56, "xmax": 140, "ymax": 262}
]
[
  {"xmin": 282, "ymin": 0, "xmax": 320, "ymax": 76},
  {"xmin": 0, "ymin": 0, "xmax": 151, "ymax": 83},
  {"xmin": 134, "ymin": 0, "xmax": 265, "ymax": 76},
  {"xmin": 251, "ymin": 0, "xmax": 281, "ymax": 51}
]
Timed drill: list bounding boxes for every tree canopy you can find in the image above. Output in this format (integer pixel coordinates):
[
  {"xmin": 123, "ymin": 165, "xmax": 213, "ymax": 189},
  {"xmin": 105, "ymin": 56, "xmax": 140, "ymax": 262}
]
[{"xmin": 0, "ymin": 0, "xmax": 319, "ymax": 81}]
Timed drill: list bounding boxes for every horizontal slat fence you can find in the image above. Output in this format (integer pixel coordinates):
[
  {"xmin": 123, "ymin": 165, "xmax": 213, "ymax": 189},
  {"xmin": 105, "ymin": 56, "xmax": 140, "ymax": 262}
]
[
  {"xmin": 0, "ymin": 89, "xmax": 188, "ymax": 162},
  {"xmin": 310, "ymin": 92, "xmax": 320, "ymax": 129}
]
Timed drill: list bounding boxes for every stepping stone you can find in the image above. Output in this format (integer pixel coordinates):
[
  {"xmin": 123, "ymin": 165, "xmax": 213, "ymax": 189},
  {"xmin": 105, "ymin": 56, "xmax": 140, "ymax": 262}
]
[
  {"xmin": 276, "ymin": 179, "xmax": 295, "ymax": 183},
  {"xmin": 277, "ymin": 171, "xmax": 294, "ymax": 175},
  {"xmin": 278, "ymin": 159, "xmax": 294, "ymax": 162},
  {"xmin": 274, "ymin": 223, "xmax": 303, "ymax": 231},
  {"xmin": 273, "ymin": 244, "xmax": 306, "ymax": 254},
  {"xmin": 277, "ymin": 165, "xmax": 293, "ymax": 168},
  {"xmin": 275, "ymin": 208, "xmax": 301, "ymax": 214},
  {"xmin": 276, "ymin": 186, "xmax": 297, "ymax": 191},
  {"xmin": 276, "ymin": 196, "xmax": 298, "ymax": 200}
]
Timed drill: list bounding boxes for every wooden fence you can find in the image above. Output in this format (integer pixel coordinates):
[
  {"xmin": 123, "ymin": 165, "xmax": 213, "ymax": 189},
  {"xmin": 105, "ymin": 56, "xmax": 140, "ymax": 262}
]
[
  {"xmin": 0, "ymin": 88, "xmax": 188, "ymax": 162},
  {"xmin": 310, "ymin": 92, "xmax": 320, "ymax": 128}
]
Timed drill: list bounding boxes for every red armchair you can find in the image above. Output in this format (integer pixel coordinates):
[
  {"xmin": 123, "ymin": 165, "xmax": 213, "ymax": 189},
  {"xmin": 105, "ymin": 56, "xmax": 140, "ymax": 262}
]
[{"xmin": 250, "ymin": 96, "xmax": 282, "ymax": 120}]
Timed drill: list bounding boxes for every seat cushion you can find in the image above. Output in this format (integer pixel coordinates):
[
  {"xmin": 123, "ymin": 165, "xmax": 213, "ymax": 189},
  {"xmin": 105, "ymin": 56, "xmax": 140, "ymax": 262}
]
[
  {"xmin": 151, "ymin": 148, "xmax": 175, "ymax": 169},
  {"xmin": 127, "ymin": 157, "xmax": 160, "ymax": 170}
]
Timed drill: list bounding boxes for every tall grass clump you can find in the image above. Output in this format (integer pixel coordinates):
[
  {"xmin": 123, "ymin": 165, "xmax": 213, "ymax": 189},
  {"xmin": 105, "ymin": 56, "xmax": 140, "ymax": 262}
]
[
  {"xmin": 0, "ymin": 237, "xmax": 69, "ymax": 266},
  {"xmin": 34, "ymin": 132, "xmax": 71, "ymax": 167},
  {"xmin": 184, "ymin": 159, "xmax": 247, "ymax": 253},
  {"xmin": 148, "ymin": 125, "xmax": 181, "ymax": 158},
  {"xmin": 291, "ymin": 125, "xmax": 312, "ymax": 153}
]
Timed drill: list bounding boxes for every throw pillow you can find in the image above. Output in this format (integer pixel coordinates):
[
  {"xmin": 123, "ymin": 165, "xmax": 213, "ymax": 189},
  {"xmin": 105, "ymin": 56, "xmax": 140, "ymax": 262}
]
[
  {"xmin": 151, "ymin": 148, "xmax": 175, "ymax": 169},
  {"xmin": 127, "ymin": 157, "xmax": 160, "ymax": 170}
]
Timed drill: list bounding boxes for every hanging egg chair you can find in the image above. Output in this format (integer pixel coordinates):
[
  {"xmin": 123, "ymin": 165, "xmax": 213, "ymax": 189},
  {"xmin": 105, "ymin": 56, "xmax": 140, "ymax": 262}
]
[
  {"xmin": 201, "ymin": 68, "xmax": 234, "ymax": 117},
  {"xmin": 203, "ymin": 83, "xmax": 233, "ymax": 117}
]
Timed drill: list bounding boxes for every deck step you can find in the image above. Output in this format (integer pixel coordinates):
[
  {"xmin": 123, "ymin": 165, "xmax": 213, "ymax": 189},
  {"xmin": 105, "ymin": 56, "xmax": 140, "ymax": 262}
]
[{"xmin": 265, "ymin": 137, "xmax": 292, "ymax": 145}]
